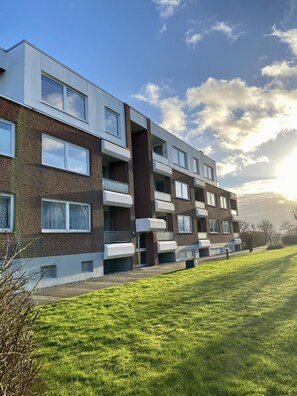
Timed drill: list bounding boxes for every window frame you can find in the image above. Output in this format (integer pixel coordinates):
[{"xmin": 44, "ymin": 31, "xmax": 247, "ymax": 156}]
[
  {"xmin": 177, "ymin": 215, "xmax": 193, "ymax": 234},
  {"xmin": 175, "ymin": 181, "xmax": 190, "ymax": 200},
  {"xmin": 104, "ymin": 107, "xmax": 120, "ymax": 137},
  {"xmin": 204, "ymin": 164, "xmax": 214, "ymax": 181},
  {"xmin": 220, "ymin": 196, "xmax": 228, "ymax": 210},
  {"xmin": 0, "ymin": 118, "xmax": 15, "ymax": 158},
  {"xmin": 41, "ymin": 198, "xmax": 91, "ymax": 233},
  {"xmin": 41, "ymin": 74, "xmax": 87, "ymax": 121},
  {"xmin": 206, "ymin": 191, "xmax": 217, "ymax": 207},
  {"xmin": 193, "ymin": 158, "xmax": 199, "ymax": 174},
  {"xmin": 0, "ymin": 193, "xmax": 14, "ymax": 232},
  {"xmin": 209, "ymin": 218, "xmax": 219, "ymax": 234},
  {"xmin": 42, "ymin": 134, "xmax": 90, "ymax": 176},
  {"xmin": 172, "ymin": 147, "xmax": 187, "ymax": 169},
  {"xmin": 222, "ymin": 220, "xmax": 231, "ymax": 234}
]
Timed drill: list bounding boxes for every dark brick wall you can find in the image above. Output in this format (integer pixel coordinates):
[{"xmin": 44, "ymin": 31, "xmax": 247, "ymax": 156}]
[{"xmin": 0, "ymin": 97, "xmax": 103, "ymax": 258}]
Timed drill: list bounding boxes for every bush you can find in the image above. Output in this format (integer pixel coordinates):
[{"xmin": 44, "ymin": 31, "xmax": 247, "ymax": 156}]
[
  {"xmin": 267, "ymin": 244, "xmax": 284, "ymax": 250},
  {"xmin": 282, "ymin": 234, "xmax": 297, "ymax": 245},
  {"xmin": 0, "ymin": 235, "xmax": 42, "ymax": 396},
  {"xmin": 240, "ymin": 231, "xmax": 267, "ymax": 250}
]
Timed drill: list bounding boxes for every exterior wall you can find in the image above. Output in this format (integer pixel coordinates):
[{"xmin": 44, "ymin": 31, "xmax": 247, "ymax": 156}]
[{"xmin": 0, "ymin": 96, "xmax": 103, "ymax": 258}]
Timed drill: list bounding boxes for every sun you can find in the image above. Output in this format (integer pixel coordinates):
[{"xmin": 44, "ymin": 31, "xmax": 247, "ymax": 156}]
[{"xmin": 275, "ymin": 147, "xmax": 297, "ymax": 200}]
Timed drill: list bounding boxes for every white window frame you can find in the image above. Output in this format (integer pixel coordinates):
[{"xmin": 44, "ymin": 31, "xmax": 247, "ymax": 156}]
[
  {"xmin": 0, "ymin": 118, "xmax": 15, "ymax": 158},
  {"xmin": 204, "ymin": 164, "xmax": 214, "ymax": 181},
  {"xmin": 105, "ymin": 107, "xmax": 120, "ymax": 137},
  {"xmin": 42, "ymin": 198, "xmax": 91, "ymax": 233},
  {"xmin": 220, "ymin": 196, "xmax": 228, "ymax": 209},
  {"xmin": 206, "ymin": 191, "xmax": 217, "ymax": 207},
  {"xmin": 173, "ymin": 147, "xmax": 187, "ymax": 169},
  {"xmin": 222, "ymin": 221, "xmax": 231, "ymax": 234},
  {"xmin": 42, "ymin": 134, "xmax": 90, "ymax": 176},
  {"xmin": 0, "ymin": 193, "xmax": 14, "ymax": 232},
  {"xmin": 41, "ymin": 74, "xmax": 87, "ymax": 121},
  {"xmin": 175, "ymin": 181, "xmax": 190, "ymax": 200},
  {"xmin": 177, "ymin": 215, "xmax": 192, "ymax": 234},
  {"xmin": 193, "ymin": 158, "xmax": 199, "ymax": 174},
  {"xmin": 209, "ymin": 219, "xmax": 219, "ymax": 234}
]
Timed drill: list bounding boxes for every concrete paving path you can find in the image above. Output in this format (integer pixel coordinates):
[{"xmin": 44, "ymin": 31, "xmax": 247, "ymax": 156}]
[{"xmin": 33, "ymin": 247, "xmax": 266, "ymax": 306}]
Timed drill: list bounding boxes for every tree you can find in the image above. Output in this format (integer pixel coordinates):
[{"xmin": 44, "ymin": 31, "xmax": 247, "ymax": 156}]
[
  {"xmin": 257, "ymin": 220, "xmax": 275, "ymax": 246},
  {"xmin": 0, "ymin": 234, "xmax": 42, "ymax": 396},
  {"xmin": 279, "ymin": 221, "xmax": 296, "ymax": 234},
  {"xmin": 239, "ymin": 220, "xmax": 250, "ymax": 232},
  {"xmin": 293, "ymin": 205, "xmax": 297, "ymax": 221}
]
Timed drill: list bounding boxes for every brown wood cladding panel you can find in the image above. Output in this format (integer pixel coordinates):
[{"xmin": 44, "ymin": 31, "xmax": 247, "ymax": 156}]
[{"xmin": 0, "ymin": 97, "xmax": 103, "ymax": 258}]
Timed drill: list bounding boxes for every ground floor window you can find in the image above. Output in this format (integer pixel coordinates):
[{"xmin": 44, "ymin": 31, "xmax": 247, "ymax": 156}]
[
  {"xmin": 42, "ymin": 199, "xmax": 90, "ymax": 232},
  {"xmin": 0, "ymin": 193, "xmax": 14, "ymax": 232}
]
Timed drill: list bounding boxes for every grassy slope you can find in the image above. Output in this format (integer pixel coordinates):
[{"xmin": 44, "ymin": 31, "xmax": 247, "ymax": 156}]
[{"xmin": 36, "ymin": 247, "xmax": 297, "ymax": 396}]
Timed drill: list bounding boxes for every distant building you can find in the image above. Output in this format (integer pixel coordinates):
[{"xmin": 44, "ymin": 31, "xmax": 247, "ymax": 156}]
[{"xmin": 0, "ymin": 41, "xmax": 241, "ymax": 289}]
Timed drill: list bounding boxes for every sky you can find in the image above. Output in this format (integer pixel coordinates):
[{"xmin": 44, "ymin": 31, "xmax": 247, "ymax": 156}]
[{"xmin": 1, "ymin": 0, "xmax": 297, "ymax": 229}]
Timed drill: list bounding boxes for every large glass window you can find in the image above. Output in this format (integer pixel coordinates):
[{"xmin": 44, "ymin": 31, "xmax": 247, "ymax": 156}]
[
  {"xmin": 105, "ymin": 108, "xmax": 120, "ymax": 137},
  {"xmin": 222, "ymin": 221, "xmax": 231, "ymax": 234},
  {"xmin": 173, "ymin": 147, "xmax": 187, "ymax": 168},
  {"xmin": 177, "ymin": 215, "xmax": 192, "ymax": 233},
  {"xmin": 193, "ymin": 158, "xmax": 199, "ymax": 174},
  {"xmin": 220, "ymin": 196, "xmax": 228, "ymax": 209},
  {"xmin": 204, "ymin": 164, "xmax": 214, "ymax": 181},
  {"xmin": 0, "ymin": 194, "xmax": 14, "ymax": 232},
  {"xmin": 0, "ymin": 119, "xmax": 15, "ymax": 158},
  {"xmin": 42, "ymin": 134, "xmax": 89, "ymax": 175},
  {"xmin": 42, "ymin": 199, "xmax": 90, "ymax": 232},
  {"xmin": 206, "ymin": 191, "xmax": 217, "ymax": 206},
  {"xmin": 175, "ymin": 181, "xmax": 190, "ymax": 200},
  {"xmin": 209, "ymin": 219, "xmax": 219, "ymax": 233},
  {"xmin": 41, "ymin": 74, "xmax": 86, "ymax": 120}
]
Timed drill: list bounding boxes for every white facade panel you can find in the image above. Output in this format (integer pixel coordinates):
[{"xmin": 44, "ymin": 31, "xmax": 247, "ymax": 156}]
[
  {"xmin": 103, "ymin": 190, "xmax": 133, "ymax": 208},
  {"xmin": 196, "ymin": 208, "xmax": 208, "ymax": 217},
  {"xmin": 198, "ymin": 232, "xmax": 208, "ymax": 240},
  {"xmin": 136, "ymin": 218, "xmax": 166, "ymax": 232},
  {"xmin": 157, "ymin": 241, "xmax": 177, "ymax": 253},
  {"xmin": 194, "ymin": 177, "xmax": 206, "ymax": 188},
  {"xmin": 104, "ymin": 243, "xmax": 135, "ymax": 259},
  {"xmin": 199, "ymin": 240, "xmax": 211, "ymax": 249},
  {"xmin": 1, "ymin": 43, "xmax": 25, "ymax": 102},
  {"xmin": 130, "ymin": 108, "xmax": 147, "ymax": 128},
  {"xmin": 155, "ymin": 200, "xmax": 175, "ymax": 213}
]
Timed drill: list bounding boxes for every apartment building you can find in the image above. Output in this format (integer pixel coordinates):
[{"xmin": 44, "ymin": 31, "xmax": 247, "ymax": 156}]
[{"xmin": 0, "ymin": 41, "xmax": 241, "ymax": 289}]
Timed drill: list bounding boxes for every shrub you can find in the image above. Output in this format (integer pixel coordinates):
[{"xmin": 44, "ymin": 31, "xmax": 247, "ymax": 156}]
[
  {"xmin": 282, "ymin": 234, "xmax": 297, "ymax": 245},
  {"xmin": 267, "ymin": 244, "xmax": 284, "ymax": 250},
  {"xmin": 0, "ymin": 235, "xmax": 42, "ymax": 396}
]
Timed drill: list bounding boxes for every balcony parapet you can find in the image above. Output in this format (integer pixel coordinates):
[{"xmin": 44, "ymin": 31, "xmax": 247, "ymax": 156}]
[
  {"xmin": 104, "ymin": 231, "xmax": 132, "ymax": 244},
  {"xmin": 195, "ymin": 200, "xmax": 206, "ymax": 209},
  {"xmin": 196, "ymin": 208, "xmax": 208, "ymax": 217},
  {"xmin": 198, "ymin": 232, "xmax": 208, "ymax": 240},
  {"xmin": 194, "ymin": 177, "xmax": 206, "ymax": 188},
  {"xmin": 154, "ymin": 191, "xmax": 171, "ymax": 202},
  {"xmin": 103, "ymin": 178, "xmax": 129, "ymax": 194},
  {"xmin": 156, "ymin": 231, "xmax": 174, "ymax": 241}
]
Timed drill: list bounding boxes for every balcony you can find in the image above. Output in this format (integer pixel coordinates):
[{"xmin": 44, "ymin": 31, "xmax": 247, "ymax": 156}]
[
  {"xmin": 195, "ymin": 200, "xmax": 206, "ymax": 209},
  {"xmin": 194, "ymin": 177, "xmax": 205, "ymax": 188},
  {"xmin": 198, "ymin": 232, "xmax": 208, "ymax": 240},
  {"xmin": 104, "ymin": 231, "xmax": 132, "ymax": 244},
  {"xmin": 154, "ymin": 191, "xmax": 171, "ymax": 202},
  {"xmin": 136, "ymin": 218, "xmax": 166, "ymax": 232},
  {"xmin": 101, "ymin": 140, "xmax": 131, "ymax": 162},
  {"xmin": 103, "ymin": 178, "xmax": 133, "ymax": 208},
  {"xmin": 156, "ymin": 231, "xmax": 174, "ymax": 241},
  {"xmin": 196, "ymin": 207, "xmax": 208, "ymax": 217},
  {"xmin": 152, "ymin": 153, "xmax": 172, "ymax": 177},
  {"xmin": 104, "ymin": 242, "xmax": 135, "ymax": 259},
  {"xmin": 154, "ymin": 191, "xmax": 175, "ymax": 213},
  {"xmin": 231, "ymin": 210, "xmax": 239, "ymax": 222},
  {"xmin": 199, "ymin": 239, "xmax": 211, "ymax": 249}
]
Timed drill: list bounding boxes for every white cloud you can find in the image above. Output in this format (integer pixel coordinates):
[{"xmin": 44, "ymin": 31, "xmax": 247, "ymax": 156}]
[
  {"xmin": 160, "ymin": 23, "xmax": 167, "ymax": 34},
  {"xmin": 211, "ymin": 21, "xmax": 243, "ymax": 42},
  {"xmin": 217, "ymin": 153, "xmax": 269, "ymax": 177},
  {"xmin": 269, "ymin": 25, "xmax": 297, "ymax": 56},
  {"xmin": 153, "ymin": 0, "xmax": 183, "ymax": 18},
  {"xmin": 185, "ymin": 30, "xmax": 202, "ymax": 48},
  {"xmin": 132, "ymin": 83, "xmax": 160, "ymax": 105},
  {"xmin": 261, "ymin": 60, "xmax": 297, "ymax": 78}
]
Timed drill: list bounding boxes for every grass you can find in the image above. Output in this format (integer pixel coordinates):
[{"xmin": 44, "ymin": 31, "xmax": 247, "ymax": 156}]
[{"xmin": 35, "ymin": 246, "xmax": 297, "ymax": 395}]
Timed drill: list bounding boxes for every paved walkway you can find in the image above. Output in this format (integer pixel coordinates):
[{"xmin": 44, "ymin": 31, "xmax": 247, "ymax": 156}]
[{"xmin": 33, "ymin": 247, "xmax": 266, "ymax": 306}]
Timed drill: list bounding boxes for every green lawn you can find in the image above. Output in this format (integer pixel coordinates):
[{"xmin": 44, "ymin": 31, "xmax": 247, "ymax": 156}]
[{"xmin": 36, "ymin": 246, "xmax": 297, "ymax": 396}]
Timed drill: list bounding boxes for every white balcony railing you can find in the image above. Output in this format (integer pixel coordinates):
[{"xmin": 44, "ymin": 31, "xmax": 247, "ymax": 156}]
[
  {"xmin": 102, "ymin": 178, "xmax": 129, "ymax": 194},
  {"xmin": 156, "ymin": 231, "xmax": 174, "ymax": 241},
  {"xmin": 154, "ymin": 191, "xmax": 172, "ymax": 202},
  {"xmin": 152, "ymin": 151, "xmax": 169, "ymax": 166},
  {"xmin": 104, "ymin": 231, "xmax": 132, "ymax": 244},
  {"xmin": 198, "ymin": 232, "xmax": 208, "ymax": 240},
  {"xmin": 195, "ymin": 200, "xmax": 206, "ymax": 209},
  {"xmin": 231, "ymin": 209, "xmax": 238, "ymax": 216}
]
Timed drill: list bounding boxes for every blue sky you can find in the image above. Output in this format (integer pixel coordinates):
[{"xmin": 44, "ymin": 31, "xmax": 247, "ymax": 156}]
[{"xmin": 1, "ymin": 0, "xmax": 297, "ymax": 228}]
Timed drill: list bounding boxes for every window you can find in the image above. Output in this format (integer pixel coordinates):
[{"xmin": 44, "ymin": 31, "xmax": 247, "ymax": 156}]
[
  {"xmin": 173, "ymin": 147, "xmax": 187, "ymax": 168},
  {"xmin": 155, "ymin": 180, "xmax": 166, "ymax": 193},
  {"xmin": 206, "ymin": 191, "xmax": 216, "ymax": 206},
  {"xmin": 105, "ymin": 108, "xmax": 120, "ymax": 137},
  {"xmin": 209, "ymin": 219, "xmax": 219, "ymax": 233},
  {"xmin": 220, "ymin": 196, "xmax": 228, "ymax": 209},
  {"xmin": 177, "ymin": 215, "xmax": 192, "ymax": 233},
  {"xmin": 42, "ymin": 134, "xmax": 89, "ymax": 175},
  {"xmin": 81, "ymin": 260, "xmax": 94, "ymax": 272},
  {"xmin": 204, "ymin": 164, "xmax": 214, "ymax": 181},
  {"xmin": 222, "ymin": 221, "xmax": 231, "ymax": 234},
  {"xmin": 153, "ymin": 145, "xmax": 164, "ymax": 156},
  {"xmin": 175, "ymin": 181, "xmax": 190, "ymax": 200},
  {"xmin": 193, "ymin": 158, "xmax": 199, "ymax": 174},
  {"xmin": 0, "ymin": 194, "xmax": 14, "ymax": 232},
  {"xmin": 42, "ymin": 199, "xmax": 91, "ymax": 232},
  {"xmin": 41, "ymin": 265, "xmax": 57, "ymax": 278},
  {"xmin": 0, "ymin": 119, "xmax": 15, "ymax": 158},
  {"xmin": 41, "ymin": 74, "xmax": 86, "ymax": 120}
]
